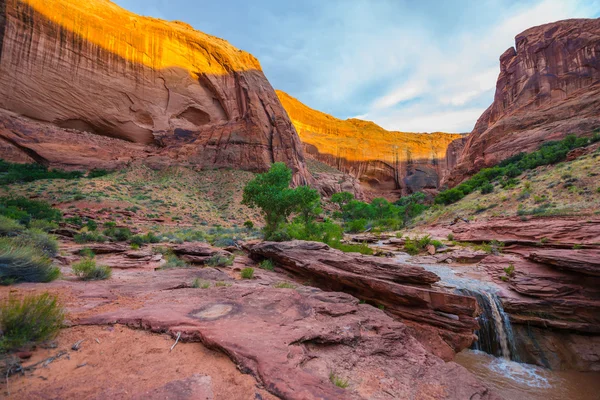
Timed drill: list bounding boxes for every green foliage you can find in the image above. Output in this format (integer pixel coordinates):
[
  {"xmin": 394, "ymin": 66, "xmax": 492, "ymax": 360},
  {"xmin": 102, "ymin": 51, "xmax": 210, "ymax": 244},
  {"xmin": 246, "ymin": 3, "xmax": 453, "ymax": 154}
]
[
  {"xmin": 273, "ymin": 282, "xmax": 296, "ymax": 289},
  {"xmin": 328, "ymin": 240, "xmax": 373, "ymax": 255},
  {"xmin": 0, "ymin": 197, "xmax": 62, "ymax": 225},
  {"xmin": 344, "ymin": 218, "xmax": 368, "ymax": 233},
  {"xmin": 330, "ymin": 192, "xmax": 354, "ymax": 208},
  {"xmin": 240, "ymin": 267, "xmax": 254, "ymax": 279},
  {"xmin": 74, "ymin": 231, "xmax": 106, "ymax": 244},
  {"xmin": 162, "ymin": 253, "xmax": 188, "ymax": 269},
  {"xmin": 0, "ymin": 237, "xmax": 60, "ymax": 284},
  {"xmin": 0, "ymin": 216, "xmax": 25, "ymax": 237},
  {"xmin": 87, "ymin": 169, "xmax": 109, "ymax": 178},
  {"xmin": 242, "ymin": 163, "xmax": 305, "ymax": 239},
  {"xmin": 0, "ymin": 159, "xmax": 83, "ymax": 185},
  {"xmin": 259, "ymin": 259, "xmax": 275, "ymax": 271},
  {"xmin": 130, "ymin": 232, "xmax": 161, "ymax": 247},
  {"xmin": 79, "ymin": 248, "xmax": 96, "ymax": 258},
  {"xmin": 19, "ymin": 228, "xmax": 59, "ymax": 257},
  {"xmin": 403, "ymin": 235, "xmax": 432, "ymax": 255},
  {"xmin": 72, "ymin": 258, "xmax": 112, "ymax": 280},
  {"xmin": 436, "ymin": 134, "xmax": 597, "ymax": 205},
  {"xmin": 102, "ymin": 224, "xmax": 132, "ymax": 242},
  {"xmin": 0, "ymin": 293, "xmax": 64, "ymax": 352},
  {"xmin": 329, "ymin": 372, "xmax": 349, "ymax": 389},
  {"xmin": 243, "ymin": 220, "xmax": 254, "ymax": 229},
  {"xmin": 431, "ymin": 240, "xmax": 444, "ymax": 249},
  {"xmin": 447, "ymin": 233, "xmax": 454, "ymax": 241},
  {"xmin": 480, "ymin": 182, "xmax": 494, "ymax": 194},
  {"xmin": 573, "ymin": 244, "xmax": 583, "ymax": 249},
  {"xmin": 214, "ymin": 281, "xmax": 231, "ymax": 287},
  {"xmin": 503, "ymin": 264, "xmax": 515, "ymax": 277},
  {"xmin": 28, "ymin": 219, "xmax": 59, "ymax": 232},
  {"xmin": 192, "ymin": 278, "xmax": 210, "ymax": 289},
  {"xmin": 206, "ymin": 254, "xmax": 234, "ymax": 267}
]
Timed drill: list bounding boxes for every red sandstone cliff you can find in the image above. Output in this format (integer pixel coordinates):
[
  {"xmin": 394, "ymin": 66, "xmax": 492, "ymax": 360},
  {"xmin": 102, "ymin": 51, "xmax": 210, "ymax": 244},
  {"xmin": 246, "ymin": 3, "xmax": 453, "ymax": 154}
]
[
  {"xmin": 445, "ymin": 18, "xmax": 600, "ymax": 187},
  {"xmin": 0, "ymin": 0, "xmax": 310, "ymax": 184},
  {"xmin": 276, "ymin": 90, "xmax": 463, "ymax": 196}
]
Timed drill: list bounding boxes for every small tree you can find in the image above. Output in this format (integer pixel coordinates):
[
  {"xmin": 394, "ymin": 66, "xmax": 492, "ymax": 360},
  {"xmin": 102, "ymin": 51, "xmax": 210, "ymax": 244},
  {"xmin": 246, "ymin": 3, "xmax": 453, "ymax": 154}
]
[
  {"xmin": 243, "ymin": 163, "xmax": 319, "ymax": 239},
  {"xmin": 330, "ymin": 192, "xmax": 354, "ymax": 209}
]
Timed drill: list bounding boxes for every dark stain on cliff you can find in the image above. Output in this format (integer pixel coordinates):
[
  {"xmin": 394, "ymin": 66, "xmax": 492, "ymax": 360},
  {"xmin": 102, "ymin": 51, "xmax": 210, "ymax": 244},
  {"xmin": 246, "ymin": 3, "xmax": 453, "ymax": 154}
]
[{"xmin": 0, "ymin": 0, "xmax": 7, "ymax": 61}]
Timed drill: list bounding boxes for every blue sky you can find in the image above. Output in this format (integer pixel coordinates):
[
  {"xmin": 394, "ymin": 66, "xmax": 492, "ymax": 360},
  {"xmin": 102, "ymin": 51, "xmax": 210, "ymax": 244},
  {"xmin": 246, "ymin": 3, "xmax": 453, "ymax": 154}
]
[{"xmin": 114, "ymin": 0, "xmax": 599, "ymax": 133}]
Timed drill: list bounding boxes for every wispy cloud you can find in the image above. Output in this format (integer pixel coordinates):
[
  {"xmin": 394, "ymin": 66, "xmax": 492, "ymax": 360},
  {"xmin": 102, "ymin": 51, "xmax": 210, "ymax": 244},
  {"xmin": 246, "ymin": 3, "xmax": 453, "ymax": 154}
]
[{"xmin": 115, "ymin": 0, "xmax": 599, "ymax": 132}]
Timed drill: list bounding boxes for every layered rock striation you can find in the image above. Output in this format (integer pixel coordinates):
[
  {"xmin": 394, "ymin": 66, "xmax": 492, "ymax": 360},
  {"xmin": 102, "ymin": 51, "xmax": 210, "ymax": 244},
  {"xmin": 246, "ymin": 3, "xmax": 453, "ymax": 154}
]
[
  {"xmin": 276, "ymin": 90, "xmax": 463, "ymax": 195},
  {"xmin": 0, "ymin": 0, "xmax": 310, "ymax": 183},
  {"xmin": 445, "ymin": 18, "xmax": 600, "ymax": 186}
]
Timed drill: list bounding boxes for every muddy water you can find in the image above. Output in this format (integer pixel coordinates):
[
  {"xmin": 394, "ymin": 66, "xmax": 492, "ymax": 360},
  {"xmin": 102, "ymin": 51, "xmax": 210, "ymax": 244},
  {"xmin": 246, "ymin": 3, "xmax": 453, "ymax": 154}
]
[{"xmin": 456, "ymin": 350, "xmax": 600, "ymax": 400}]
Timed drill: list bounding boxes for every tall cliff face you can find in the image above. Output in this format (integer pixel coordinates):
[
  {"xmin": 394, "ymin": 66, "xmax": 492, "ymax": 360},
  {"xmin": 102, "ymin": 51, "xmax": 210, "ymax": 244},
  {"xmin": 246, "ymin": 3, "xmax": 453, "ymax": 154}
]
[
  {"xmin": 445, "ymin": 18, "xmax": 600, "ymax": 187},
  {"xmin": 276, "ymin": 90, "xmax": 463, "ymax": 195},
  {"xmin": 0, "ymin": 0, "xmax": 310, "ymax": 184}
]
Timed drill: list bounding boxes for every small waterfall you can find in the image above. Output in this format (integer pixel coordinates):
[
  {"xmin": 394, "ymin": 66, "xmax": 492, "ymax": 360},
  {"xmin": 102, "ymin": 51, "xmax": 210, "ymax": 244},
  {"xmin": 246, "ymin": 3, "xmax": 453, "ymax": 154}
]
[{"xmin": 459, "ymin": 289, "xmax": 520, "ymax": 361}]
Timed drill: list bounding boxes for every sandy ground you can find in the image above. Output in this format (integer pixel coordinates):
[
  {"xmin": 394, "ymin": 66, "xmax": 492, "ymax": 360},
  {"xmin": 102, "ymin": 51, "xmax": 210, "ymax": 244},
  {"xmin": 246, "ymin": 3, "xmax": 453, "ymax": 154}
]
[{"xmin": 1, "ymin": 325, "xmax": 277, "ymax": 400}]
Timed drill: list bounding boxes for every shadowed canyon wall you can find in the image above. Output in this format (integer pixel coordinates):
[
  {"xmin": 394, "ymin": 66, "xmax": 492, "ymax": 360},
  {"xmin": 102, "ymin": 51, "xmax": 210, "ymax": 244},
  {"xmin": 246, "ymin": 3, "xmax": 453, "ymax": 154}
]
[
  {"xmin": 276, "ymin": 91, "xmax": 464, "ymax": 196},
  {"xmin": 0, "ymin": 0, "xmax": 310, "ymax": 184},
  {"xmin": 445, "ymin": 18, "xmax": 600, "ymax": 187}
]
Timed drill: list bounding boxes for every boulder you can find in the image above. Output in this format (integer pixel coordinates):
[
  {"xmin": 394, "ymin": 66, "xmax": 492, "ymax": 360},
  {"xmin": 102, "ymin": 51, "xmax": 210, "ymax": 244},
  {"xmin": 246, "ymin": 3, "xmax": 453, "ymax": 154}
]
[{"xmin": 250, "ymin": 240, "xmax": 480, "ymax": 356}]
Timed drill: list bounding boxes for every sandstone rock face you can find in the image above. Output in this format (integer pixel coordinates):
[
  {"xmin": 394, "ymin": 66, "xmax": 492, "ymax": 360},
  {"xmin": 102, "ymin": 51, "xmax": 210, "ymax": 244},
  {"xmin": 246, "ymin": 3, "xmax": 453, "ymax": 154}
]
[
  {"xmin": 445, "ymin": 19, "xmax": 600, "ymax": 186},
  {"xmin": 447, "ymin": 216, "xmax": 600, "ymax": 370},
  {"xmin": 250, "ymin": 240, "xmax": 480, "ymax": 359},
  {"xmin": 0, "ymin": 0, "xmax": 310, "ymax": 184},
  {"xmin": 276, "ymin": 91, "xmax": 464, "ymax": 195}
]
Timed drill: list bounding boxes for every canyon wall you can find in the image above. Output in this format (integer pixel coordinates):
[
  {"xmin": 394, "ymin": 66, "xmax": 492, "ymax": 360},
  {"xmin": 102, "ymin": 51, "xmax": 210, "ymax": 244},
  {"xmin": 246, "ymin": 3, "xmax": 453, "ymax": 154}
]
[
  {"xmin": 445, "ymin": 18, "xmax": 600, "ymax": 187},
  {"xmin": 0, "ymin": 0, "xmax": 310, "ymax": 184},
  {"xmin": 276, "ymin": 90, "xmax": 463, "ymax": 196}
]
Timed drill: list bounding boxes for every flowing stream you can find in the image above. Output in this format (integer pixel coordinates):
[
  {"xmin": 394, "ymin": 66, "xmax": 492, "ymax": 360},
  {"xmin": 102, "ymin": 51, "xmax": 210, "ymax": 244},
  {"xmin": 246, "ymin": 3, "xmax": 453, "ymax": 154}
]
[{"xmin": 385, "ymin": 250, "xmax": 600, "ymax": 399}]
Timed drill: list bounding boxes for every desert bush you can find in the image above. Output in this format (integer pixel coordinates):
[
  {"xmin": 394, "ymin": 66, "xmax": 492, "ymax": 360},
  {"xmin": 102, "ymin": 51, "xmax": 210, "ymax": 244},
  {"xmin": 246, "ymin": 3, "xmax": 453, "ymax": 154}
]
[
  {"xmin": 79, "ymin": 248, "xmax": 96, "ymax": 258},
  {"xmin": 28, "ymin": 219, "xmax": 59, "ymax": 232},
  {"xmin": 72, "ymin": 259, "xmax": 112, "ymax": 280},
  {"xmin": 431, "ymin": 240, "xmax": 444, "ymax": 249},
  {"xmin": 102, "ymin": 224, "xmax": 132, "ymax": 242},
  {"xmin": 19, "ymin": 228, "xmax": 59, "ymax": 257},
  {"xmin": 0, "ymin": 216, "xmax": 25, "ymax": 237},
  {"xmin": 447, "ymin": 233, "xmax": 454, "ymax": 241},
  {"xmin": 192, "ymin": 278, "xmax": 210, "ymax": 289},
  {"xmin": 206, "ymin": 254, "xmax": 234, "ymax": 267},
  {"xmin": 328, "ymin": 240, "xmax": 373, "ymax": 255},
  {"xmin": 0, "ymin": 293, "xmax": 64, "ymax": 352},
  {"xmin": 240, "ymin": 267, "xmax": 254, "ymax": 279},
  {"xmin": 0, "ymin": 238, "xmax": 60, "ymax": 284},
  {"xmin": 0, "ymin": 197, "xmax": 62, "ymax": 224},
  {"xmin": 403, "ymin": 235, "xmax": 432, "ymax": 255},
  {"xmin": 273, "ymin": 282, "xmax": 296, "ymax": 289},
  {"xmin": 162, "ymin": 253, "xmax": 188, "ymax": 269},
  {"xmin": 480, "ymin": 182, "xmax": 494, "ymax": 194},
  {"xmin": 329, "ymin": 372, "xmax": 349, "ymax": 389},
  {"xmin": 74, "ymin": 231, "xmax": 106, "ymax": 244},
  {"xmin": 259, "ymin": 259, "xmax": 275, "ymax": 271}
]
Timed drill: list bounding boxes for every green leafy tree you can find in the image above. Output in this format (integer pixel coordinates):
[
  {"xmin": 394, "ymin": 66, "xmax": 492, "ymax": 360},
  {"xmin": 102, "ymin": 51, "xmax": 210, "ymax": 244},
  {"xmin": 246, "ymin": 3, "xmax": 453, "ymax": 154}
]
[
  {"xmin": 243, "ymin": 163, "xmax": 317, "ymax": 239},
  {"xmin": 330, "ymin": 192, "xmax": 354, "ymax": 209}
]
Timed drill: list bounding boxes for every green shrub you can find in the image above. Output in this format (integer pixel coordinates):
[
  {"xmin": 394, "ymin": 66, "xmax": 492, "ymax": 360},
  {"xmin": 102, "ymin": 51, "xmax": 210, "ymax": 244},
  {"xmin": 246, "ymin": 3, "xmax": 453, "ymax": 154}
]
[
  {"xmin": 447, "ymin": 233, "xmax": 454, "ymax": 241},
  {"xmin": 243, "ymin": 220, "xmax": 254, "ymax": 229},
  {"xmin": 162, "ymin": 253, "xmax": 188, "ymax": 269},
  {"xmin": 345, "ymin": 218, "xmax": 368, "ymax": 233},
  {"xmin": 573, "ymin": 244, "xmax": 583, "ymax": 249},
  {"xmin": 431, "ymin": 240, "xmax": 444, "ymax": 249},
  {"xmin": 19, "ymin": 228, "xmax": 59, "ymax": 256},
  {"xmin": 403, "ymin": 235, "xmax": 432, "ymax": 255},
  {"xmin": 480, "ymin": 182, "xmax": 494, "ymax": 194},
  {"xmin": 329, "ymin": 372, "xmax": 349, "ymax": 389},
  {"xmin": 503, "ymin": 264, "xmax": 515, "ymax": 277},
  {"xmin": 0, "ymin": 293, "xmax": 64, "ymax": 352},
  {"xmin": 259, "ymin": 259, "xmax": 275, "ymax": 271},
  {"xmin": 192, "ymin": 278, "xmax": 210, "ymax": 289},
  {"xmin": 240, "ymin": 267, "xmax": 254, "ymax": 279},
  {"xmin": 79, "ymin": 248, "xmax": 96, "ymax": 258},
  {"xmin": 0, "ymin": 197, "xmax": 62, "ymax": 224},
  {"xmin": 328, "ymin": 240, "xmax": 373, "ymax": 255},
  {"xmin": 85, "ymin": 219, "xmax": 98, "ymax": 232},
  {"xmin": 103, "ymin": 225, "xmax": 132, "ymax": 241},
  {"xmin": 28, "ymin": 219, "xmax": 59, "ymax": 232},
  {"xmin": 0, "ymin": 159, "xmax": 83, "ymax": 185},
  {"xmin": 72, "ymin": 259, "xmax": 112, "ymax": 280},
  {"xmin": 273, "ymin": 282, "xmax": 296, "ymax": 289},
  {"xmin": 0, "ymin": 238, "xmax": 60, "ymax": 284},
  {"xmin": 206, "ymin": 254, "xmax": 234, "ymax": 267},
  {"xmin": 74, "ymin": 231, "xmax": 106, "ymax": 244},
  {"xmin": 0, "ymin": 216, "xmax": 25, "ymax": 237}
]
